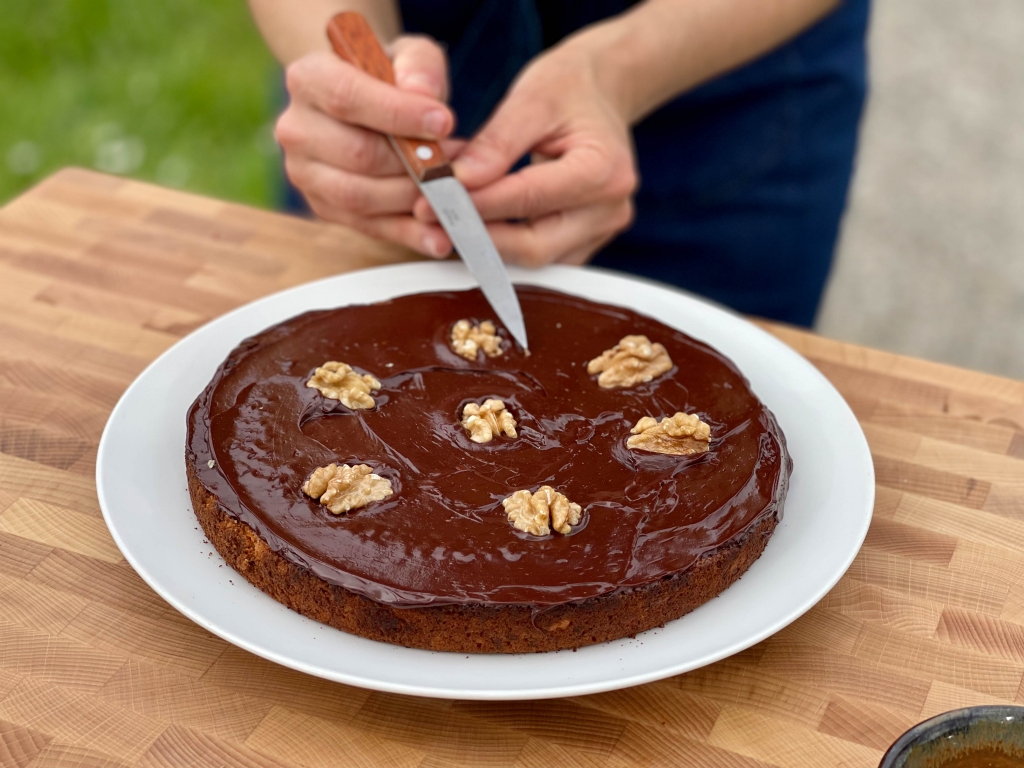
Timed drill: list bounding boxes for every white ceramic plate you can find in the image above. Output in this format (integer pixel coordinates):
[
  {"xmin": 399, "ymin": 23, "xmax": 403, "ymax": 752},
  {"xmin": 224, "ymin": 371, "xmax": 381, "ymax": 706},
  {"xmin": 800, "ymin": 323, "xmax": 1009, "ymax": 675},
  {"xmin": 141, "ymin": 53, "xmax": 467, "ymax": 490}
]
[{"xmin": 97, "ymin": 262, "xmax": 873, "ymax": 700}]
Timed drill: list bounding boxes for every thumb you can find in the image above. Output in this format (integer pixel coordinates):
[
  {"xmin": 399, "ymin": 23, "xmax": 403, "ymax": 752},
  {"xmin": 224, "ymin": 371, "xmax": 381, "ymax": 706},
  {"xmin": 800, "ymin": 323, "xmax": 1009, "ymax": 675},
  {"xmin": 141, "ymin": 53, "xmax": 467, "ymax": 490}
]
[
  {"xmin": 390, "ymin": 35, "xmax": 450, "ymax": 102},
  {"xmin": 451, "ymin": 89, "xmax": 548, "ymax": 189}
]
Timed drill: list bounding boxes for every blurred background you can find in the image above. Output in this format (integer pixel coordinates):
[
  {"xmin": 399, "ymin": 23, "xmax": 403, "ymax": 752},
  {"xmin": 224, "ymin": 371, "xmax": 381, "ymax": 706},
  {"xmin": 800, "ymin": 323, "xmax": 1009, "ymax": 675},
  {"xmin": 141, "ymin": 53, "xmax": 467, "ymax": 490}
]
[
  {"xmin": 1, "ymin": 0, "xmax": 280, "ymax": 209},
  {"xmin": 819, "ymin": 0, "xmax": 1024, "ymax": 379},
  {"xmin": 2, "ymin": 0, "xmax": 1022, "ymax": 378}
]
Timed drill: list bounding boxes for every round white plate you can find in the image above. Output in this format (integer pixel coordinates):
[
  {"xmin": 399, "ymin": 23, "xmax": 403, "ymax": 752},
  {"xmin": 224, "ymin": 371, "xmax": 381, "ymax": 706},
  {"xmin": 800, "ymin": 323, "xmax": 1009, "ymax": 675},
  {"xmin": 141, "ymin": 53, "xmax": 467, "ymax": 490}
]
[{"xmin": 97, "ymin": 261, "xmax": 873, "ymax": 700}]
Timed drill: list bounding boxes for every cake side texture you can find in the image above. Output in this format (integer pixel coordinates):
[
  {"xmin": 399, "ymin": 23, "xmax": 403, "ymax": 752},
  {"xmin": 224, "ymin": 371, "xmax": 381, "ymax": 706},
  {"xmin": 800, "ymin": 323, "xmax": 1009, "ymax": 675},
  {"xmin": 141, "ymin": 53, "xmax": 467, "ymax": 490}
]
[{"xmin": 188, "ymin": 459, "xmax": 779, "ymax": 653}]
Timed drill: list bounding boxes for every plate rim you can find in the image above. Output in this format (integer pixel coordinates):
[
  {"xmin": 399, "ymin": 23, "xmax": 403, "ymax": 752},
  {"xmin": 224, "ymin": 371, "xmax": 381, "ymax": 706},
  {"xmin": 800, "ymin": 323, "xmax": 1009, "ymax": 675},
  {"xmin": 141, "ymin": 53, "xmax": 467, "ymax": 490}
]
[{"xmin": 96, "ymin": 261, "xmax": 874, "ymax": 700}]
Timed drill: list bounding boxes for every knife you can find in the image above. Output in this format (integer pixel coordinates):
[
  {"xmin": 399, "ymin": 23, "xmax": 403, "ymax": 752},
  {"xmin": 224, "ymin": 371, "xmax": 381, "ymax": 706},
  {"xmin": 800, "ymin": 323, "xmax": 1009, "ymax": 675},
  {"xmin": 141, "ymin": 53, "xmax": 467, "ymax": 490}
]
[{"xmin": 326, "ymin": 12, "xmax": 529, "ymax": 352}]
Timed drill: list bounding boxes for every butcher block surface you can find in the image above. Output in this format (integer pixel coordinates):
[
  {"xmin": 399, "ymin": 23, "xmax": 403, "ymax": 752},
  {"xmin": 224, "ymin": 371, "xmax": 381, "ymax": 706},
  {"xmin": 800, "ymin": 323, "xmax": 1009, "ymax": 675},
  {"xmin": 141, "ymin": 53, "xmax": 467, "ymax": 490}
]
[{"xmin": 1, "ymin": 167, "xmax": 1023, "ymax": 767}]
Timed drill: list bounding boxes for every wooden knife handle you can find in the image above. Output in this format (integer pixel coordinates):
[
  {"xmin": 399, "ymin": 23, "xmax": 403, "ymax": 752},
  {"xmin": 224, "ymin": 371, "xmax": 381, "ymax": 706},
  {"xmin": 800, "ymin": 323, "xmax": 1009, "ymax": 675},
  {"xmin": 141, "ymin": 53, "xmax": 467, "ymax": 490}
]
[{"xmin": 327, "ymin": 12, "xmax": 452, "ymax": 182}]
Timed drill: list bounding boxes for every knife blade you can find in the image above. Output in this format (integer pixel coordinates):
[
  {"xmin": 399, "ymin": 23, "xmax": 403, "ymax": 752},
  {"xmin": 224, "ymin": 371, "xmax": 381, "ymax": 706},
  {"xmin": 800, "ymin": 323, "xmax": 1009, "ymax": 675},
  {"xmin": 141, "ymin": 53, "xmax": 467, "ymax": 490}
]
[{"xmin": 326, "ymin": 12, "xmax": 529, "ymax": 351}]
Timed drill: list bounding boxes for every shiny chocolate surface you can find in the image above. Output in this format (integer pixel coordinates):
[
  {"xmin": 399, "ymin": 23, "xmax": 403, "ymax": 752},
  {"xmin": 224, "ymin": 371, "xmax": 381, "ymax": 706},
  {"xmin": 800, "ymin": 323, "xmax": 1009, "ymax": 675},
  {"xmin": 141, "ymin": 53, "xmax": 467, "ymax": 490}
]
[{"xmin": 187, "ymin": 287, "xmax": 790, "ymax": 606}]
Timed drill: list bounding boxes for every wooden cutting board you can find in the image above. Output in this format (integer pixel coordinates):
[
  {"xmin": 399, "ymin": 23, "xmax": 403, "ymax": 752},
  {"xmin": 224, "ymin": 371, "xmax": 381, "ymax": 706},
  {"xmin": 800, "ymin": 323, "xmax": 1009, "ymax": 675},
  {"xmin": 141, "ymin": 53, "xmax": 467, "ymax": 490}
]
[{"xmin": 1, "ymin": 167, "xmax": 1023, "ymax": 768}]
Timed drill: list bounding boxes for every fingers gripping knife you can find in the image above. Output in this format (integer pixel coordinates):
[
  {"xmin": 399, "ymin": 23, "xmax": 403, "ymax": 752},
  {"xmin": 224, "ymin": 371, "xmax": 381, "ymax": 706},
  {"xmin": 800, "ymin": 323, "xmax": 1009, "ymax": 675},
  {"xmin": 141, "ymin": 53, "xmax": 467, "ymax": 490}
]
[{"xmin": 326, "ymin": 12, "xmax": 529, "ymax": 351}]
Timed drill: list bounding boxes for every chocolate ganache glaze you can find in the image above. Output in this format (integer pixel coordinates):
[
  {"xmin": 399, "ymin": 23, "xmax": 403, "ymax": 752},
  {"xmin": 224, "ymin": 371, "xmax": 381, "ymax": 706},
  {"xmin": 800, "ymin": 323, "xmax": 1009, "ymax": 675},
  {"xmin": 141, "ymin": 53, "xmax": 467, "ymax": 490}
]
[{"xmin": 187, "ymin": 286, "xmax": 790, "ymax": 608}]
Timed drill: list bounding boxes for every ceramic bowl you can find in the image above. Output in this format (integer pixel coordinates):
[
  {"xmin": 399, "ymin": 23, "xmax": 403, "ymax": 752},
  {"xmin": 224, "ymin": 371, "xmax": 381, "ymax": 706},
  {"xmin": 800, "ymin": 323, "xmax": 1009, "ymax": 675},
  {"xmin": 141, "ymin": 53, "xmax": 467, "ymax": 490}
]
[{"xmin": 880, "ymin": 705, "xmax": 1024, "ymax": 767}]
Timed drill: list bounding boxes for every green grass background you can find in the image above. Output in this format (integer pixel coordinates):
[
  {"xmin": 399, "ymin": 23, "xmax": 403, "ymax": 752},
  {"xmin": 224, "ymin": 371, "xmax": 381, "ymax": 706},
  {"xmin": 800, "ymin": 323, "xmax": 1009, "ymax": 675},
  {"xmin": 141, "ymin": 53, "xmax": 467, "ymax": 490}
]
[{"xmin": 1, "ymin": 0, "xmax": 281, "ymax": 208}]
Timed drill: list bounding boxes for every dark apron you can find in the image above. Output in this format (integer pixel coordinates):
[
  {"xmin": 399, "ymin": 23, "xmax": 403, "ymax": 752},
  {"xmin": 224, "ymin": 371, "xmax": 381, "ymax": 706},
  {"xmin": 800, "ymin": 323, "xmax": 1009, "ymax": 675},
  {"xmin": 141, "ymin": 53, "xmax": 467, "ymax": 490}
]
[{"xmin": 400, "ymin": 0, "xmax": 869, "ymax": 326}]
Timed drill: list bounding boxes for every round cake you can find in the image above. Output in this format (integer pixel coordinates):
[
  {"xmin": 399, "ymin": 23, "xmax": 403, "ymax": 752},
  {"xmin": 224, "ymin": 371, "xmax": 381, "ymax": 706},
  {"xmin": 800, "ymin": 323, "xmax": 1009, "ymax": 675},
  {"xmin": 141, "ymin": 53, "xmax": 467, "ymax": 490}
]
[{"xmin": 186, "ymin": 286, "xmax": 791, "ymax": 653}]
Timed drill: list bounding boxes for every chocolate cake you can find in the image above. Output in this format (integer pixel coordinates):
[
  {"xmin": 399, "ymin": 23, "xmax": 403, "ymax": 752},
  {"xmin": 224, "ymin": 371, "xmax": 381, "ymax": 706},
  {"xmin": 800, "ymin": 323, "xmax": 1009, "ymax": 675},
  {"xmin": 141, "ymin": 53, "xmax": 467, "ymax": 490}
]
[{"xmin": 186, "ymin": 286, "xmax": 791, "ymax": 653}]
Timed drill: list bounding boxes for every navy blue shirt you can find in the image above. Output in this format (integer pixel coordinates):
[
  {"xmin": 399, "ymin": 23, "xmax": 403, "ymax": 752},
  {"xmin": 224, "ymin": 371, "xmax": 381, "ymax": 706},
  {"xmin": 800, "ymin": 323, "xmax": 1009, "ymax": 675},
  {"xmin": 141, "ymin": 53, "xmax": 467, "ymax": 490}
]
[{"xmin": 401, "ymin": 0, "xmax": 869, "ymax": 325}]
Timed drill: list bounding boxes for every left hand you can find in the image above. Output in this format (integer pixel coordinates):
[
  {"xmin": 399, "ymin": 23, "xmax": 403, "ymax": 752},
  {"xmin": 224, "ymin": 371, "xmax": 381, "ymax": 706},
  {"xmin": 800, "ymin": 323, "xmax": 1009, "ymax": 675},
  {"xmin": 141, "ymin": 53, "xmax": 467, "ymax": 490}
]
[{"xmin": 413, "ymin": 40, "xmax": 639, "ymax": 266}]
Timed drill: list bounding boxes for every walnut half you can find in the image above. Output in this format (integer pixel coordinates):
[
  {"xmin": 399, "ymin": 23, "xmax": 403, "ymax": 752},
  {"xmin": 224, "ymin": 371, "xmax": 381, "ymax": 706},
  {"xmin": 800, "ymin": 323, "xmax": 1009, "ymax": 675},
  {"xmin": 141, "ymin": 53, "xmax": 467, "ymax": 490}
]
[
  {"xmin": 461, "ymin": 399, "xmax": 517, "ymax": 443},
  {"xmin": 502, "ymin": 486, "xmax": 582, "ymax": 536},
  {"xmin": 307, "ymin": 361, "xmax": 380, "ymax": 409},
  {"xmin": 627, "ymin": 412, "xmax": 711, "ymax": 456},
  {"xmin": 302, "ymin": 463, "xmax": 393, "ymax": 514},
  {"xmin": 587, "ymin": 335, "xmax": 673, "ymax": 389},
  {"xmin": 451, "ymin": 319, "xmax": 503, "ymax": 361}
]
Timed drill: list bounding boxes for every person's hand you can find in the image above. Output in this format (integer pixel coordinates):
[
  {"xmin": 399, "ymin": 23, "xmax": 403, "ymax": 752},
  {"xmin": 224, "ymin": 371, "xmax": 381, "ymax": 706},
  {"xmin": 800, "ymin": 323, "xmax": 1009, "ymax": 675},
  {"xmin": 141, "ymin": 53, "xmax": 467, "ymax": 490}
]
[
  {"xmin": 275, "ymin": 36, "xmax": 460, "ymax": 257},
  {"xmin": 413, "ymin": 40, "xmax": 639, "ymax": 266}
]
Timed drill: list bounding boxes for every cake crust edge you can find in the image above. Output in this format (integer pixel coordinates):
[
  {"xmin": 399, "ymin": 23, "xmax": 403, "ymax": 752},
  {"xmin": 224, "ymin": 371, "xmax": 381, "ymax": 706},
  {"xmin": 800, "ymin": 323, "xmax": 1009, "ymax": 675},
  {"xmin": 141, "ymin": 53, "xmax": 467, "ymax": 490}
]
[{"xmin": 187, "ymin": 460, "xmax": 778, "ymax": 654}]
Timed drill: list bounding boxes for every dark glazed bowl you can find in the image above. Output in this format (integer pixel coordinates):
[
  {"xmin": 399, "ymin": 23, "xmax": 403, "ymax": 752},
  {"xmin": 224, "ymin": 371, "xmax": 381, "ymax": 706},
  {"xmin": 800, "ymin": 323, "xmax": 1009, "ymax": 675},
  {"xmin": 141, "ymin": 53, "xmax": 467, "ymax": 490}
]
[{"xmin": 880, "ymin": 706, "xmax": 1024, "ymax": 767}]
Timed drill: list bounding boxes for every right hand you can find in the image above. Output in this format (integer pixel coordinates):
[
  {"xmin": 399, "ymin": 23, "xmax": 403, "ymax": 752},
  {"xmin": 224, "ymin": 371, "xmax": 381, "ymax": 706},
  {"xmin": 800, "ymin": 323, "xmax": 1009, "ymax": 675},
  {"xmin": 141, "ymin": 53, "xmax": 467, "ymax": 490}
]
[{"xmin": 275, "ymin": 36, "xmax": 459, "ymax": 257}]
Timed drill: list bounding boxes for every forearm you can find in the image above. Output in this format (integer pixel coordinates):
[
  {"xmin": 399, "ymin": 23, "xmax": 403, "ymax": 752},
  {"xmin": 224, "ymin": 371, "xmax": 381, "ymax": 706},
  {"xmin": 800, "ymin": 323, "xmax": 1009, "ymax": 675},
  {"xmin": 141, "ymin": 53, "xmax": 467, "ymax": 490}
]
[
  {"xmin": 247, "ymin": 0, "xmax": 401, "ymax": 64},
  {"xmin": 565, "ymin": 0, "xmax": 841, "ymax": 124}
]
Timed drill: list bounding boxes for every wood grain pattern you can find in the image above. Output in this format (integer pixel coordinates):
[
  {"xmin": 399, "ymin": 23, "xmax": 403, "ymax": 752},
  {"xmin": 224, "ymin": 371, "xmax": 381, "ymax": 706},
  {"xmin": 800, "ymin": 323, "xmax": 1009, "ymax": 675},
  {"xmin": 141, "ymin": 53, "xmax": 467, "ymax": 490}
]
[{"xmin": 0, "ymin": 167, "xmax": 1022, "ymax": 767}]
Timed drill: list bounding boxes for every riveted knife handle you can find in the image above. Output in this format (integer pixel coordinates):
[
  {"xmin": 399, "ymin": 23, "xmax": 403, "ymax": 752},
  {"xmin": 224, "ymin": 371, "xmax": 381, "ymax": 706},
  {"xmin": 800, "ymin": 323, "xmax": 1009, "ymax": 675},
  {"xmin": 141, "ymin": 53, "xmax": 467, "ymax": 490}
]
[{"xmin": 327, "ymin": 12, "xmax": 453, "ymax": 182}]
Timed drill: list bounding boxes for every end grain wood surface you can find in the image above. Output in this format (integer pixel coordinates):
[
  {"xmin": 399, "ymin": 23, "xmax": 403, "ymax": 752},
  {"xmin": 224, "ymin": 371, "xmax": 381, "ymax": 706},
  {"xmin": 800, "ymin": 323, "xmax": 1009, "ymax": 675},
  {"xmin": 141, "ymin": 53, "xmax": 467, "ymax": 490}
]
[{"xmin": 1, "ymin": 168, "xmax": 1023, "ymax": 768}]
